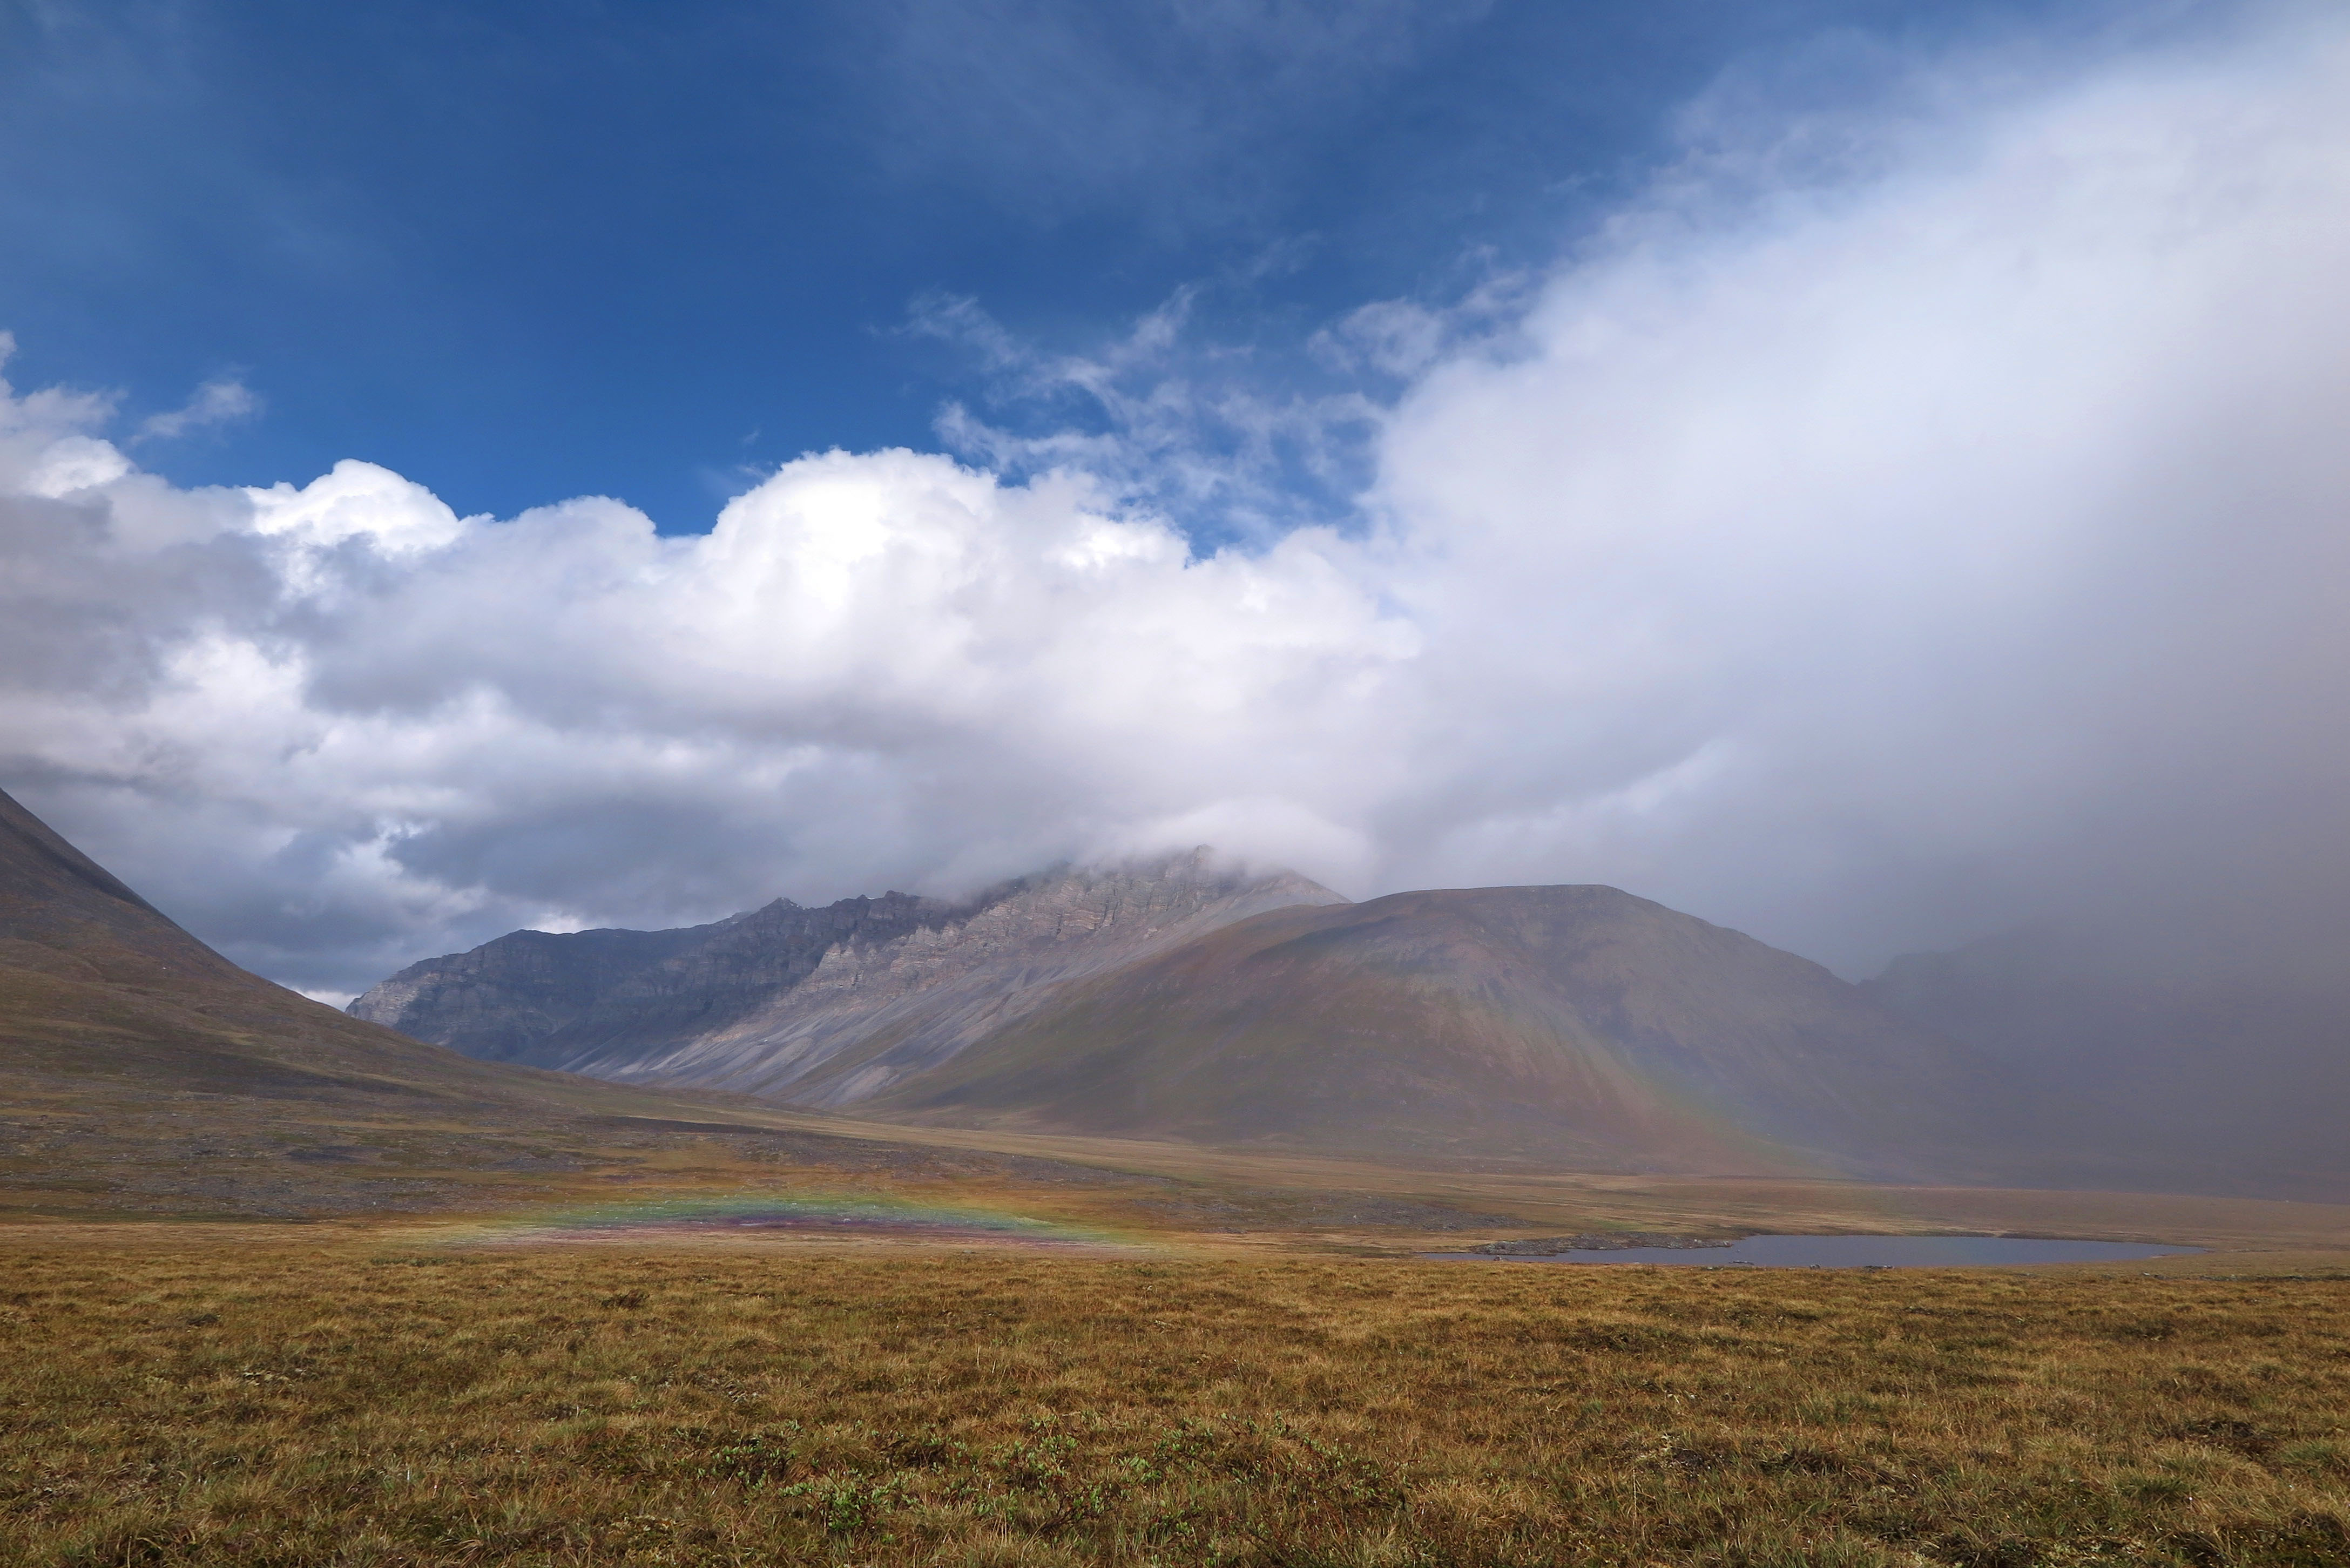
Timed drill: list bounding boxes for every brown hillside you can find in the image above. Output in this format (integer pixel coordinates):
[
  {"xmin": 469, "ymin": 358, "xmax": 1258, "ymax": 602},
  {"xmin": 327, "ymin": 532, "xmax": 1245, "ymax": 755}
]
[
  {"xmin": 0, "ymin": 784, "xmax": 649, "ymax": 1107},
  {"xmin": 0, "ymin": 785, "xmax": 873, "ymax": 1225},
  {"xmin": 860, "ymin": 885, "xmax": 2030, "ymax": 1181}
]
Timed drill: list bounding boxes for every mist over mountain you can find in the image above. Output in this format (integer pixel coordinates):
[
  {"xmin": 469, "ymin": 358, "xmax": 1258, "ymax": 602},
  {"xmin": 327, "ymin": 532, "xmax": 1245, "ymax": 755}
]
[
  {"xmin": 1866, "ymin": 928, "xmax": 2350, "ymax": 1199},
  {"xmin": 18, "ymin": 760, "xmax": 2347, "ymax": 1204}
]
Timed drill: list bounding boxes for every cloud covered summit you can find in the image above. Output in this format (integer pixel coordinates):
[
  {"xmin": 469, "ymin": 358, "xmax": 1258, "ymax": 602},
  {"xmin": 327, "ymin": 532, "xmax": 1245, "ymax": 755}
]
[{"xmin": 4, "ymin": 8, "xmax": 2348, "ymax": 998}]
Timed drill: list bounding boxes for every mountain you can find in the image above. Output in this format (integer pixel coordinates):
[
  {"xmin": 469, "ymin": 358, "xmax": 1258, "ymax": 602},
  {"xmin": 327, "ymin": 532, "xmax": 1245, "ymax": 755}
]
[
  {"xmin": 359, "ymin": 866, "xmax": 2025, "ymax": 1181},
  {"xmin": 856, "ymin": 886, "xmax": 2022, "ymax": 1180},
  {"xmin": 1866, "ymin": 929, "xmax": 2350, "ymax": 1198},
  {"xmin": 6, "ymin": 785, "xmax": 1322, "ymax": 1221},
  {"xmin": 0, "ymin": 781, "xmax": 756, "ymax": 1136},
  {"xmin": 3, "ymin": 783, "xmax": 537, "ymax": 1105},
  {"xmin": 351, "ymin": 851, "xmax": 1344, "ymax": 1103}
]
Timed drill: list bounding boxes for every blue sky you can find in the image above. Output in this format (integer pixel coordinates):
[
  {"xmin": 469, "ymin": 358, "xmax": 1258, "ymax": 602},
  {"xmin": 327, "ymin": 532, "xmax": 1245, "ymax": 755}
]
[
  {"xmin": 6, "ymin": 0, "xmax": 2086, "ymax": 531},
  {"xmin": 6, "ymin": 0, "xmax": 2348, "ymax": 998}
]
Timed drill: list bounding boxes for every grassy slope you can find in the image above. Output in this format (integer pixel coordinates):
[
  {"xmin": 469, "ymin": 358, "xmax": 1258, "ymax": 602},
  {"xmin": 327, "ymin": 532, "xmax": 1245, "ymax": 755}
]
[
  {"xmin": 0, "ymin": 783, "xmax": 1052, "ymax": 1216},
  {"xmin": 861, "ymin": 887, "xmax": 2024, "ymax": 1184},
  {"xmin": 3, "ymin": 1233, "xmax": 2347, "ymax": 1566},
  {"xmin": 0, "ymin": 783, "xmax": 693, "ymax": 1111}
]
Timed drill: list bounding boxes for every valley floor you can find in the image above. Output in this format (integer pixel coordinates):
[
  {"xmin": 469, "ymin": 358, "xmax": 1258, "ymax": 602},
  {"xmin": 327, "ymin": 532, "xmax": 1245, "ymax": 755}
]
[{"xmin": 4, "ymin": 1227, "xmax": 2348, "ymax": 1567}]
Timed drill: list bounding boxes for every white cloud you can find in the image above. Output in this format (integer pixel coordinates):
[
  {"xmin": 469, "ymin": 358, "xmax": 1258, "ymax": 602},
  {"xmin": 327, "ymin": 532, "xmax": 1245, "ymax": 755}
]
[
  {"xmin": 1363, "ymin": 6, "xmax": 2350, "ymax": 957},
  {"xmin": 22, "ymin": 434, "xmax": 131, "ymax": 497},
  {"xmin": 3, "ymin": 6, "xmax": 2349, "ymax": 993},
  {"xmin": 911, "ymin": 288, "xmax": 1383, "ymax": 544},
  {"xmin": 136, "ymin": 376, "xmax": 259, "ymax": 442}
]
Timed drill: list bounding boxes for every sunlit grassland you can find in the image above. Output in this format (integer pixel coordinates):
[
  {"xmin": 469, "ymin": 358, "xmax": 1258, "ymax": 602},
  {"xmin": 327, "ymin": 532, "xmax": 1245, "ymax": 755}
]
[{"xmin": 4, "ymin": 1234, "xmax": 2349, "ymax": 1566}]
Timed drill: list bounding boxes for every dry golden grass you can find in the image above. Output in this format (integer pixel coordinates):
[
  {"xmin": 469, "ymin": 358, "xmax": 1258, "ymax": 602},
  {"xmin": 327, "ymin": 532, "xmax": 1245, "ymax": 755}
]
[{"xmin": 4, "ymin": 1232, "xmax": 2349, "ymax": 1567}]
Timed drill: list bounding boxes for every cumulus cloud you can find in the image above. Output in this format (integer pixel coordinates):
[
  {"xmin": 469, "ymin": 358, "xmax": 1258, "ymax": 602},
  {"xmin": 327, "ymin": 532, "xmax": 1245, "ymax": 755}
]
[{"xmin": 4, "ymin": 7, "xmax": 2349, "ymax": 993}]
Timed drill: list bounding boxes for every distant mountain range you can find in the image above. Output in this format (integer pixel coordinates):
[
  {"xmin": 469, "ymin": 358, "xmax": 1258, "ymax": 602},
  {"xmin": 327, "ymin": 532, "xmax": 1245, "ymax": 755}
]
[
  {"xmin": 352, "ymin": 851, "xmax": 1343, "ymax": 1101},
  {"xmin": 354, "ymin": 855, "xmax": 2036, "ymax": 1182},
  {"xmin": 13, "ymin": 769, "xmax": 2340, "ymax": 1201}
]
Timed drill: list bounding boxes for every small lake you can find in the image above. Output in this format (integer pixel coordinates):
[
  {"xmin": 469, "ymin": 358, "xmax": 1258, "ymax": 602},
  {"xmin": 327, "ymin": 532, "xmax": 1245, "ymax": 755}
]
[{"xmin": 1425, "ymin": 1235, "xmax": 2202, "ymax": 1268}]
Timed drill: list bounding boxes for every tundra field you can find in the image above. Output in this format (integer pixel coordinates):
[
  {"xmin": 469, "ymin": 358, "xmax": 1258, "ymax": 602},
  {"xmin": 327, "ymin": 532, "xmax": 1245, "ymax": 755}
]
[{"xmin": 5, "ymin": 1231, "xmax": 2349, "ymax": 1568}]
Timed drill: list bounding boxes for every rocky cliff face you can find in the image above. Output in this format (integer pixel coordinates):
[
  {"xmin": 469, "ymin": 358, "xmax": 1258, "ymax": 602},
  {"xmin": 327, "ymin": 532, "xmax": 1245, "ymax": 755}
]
[
  {"xmin": 339, "ymin": 924, "xmax": 718, "ymax": 1064},
  {"xmin": 353, "ymin": 893, "xmax": 962, "ymax": 1067},
  {"xmin": 349, "ymin": 850, "xmax": 1345, "ymax": 1101}
]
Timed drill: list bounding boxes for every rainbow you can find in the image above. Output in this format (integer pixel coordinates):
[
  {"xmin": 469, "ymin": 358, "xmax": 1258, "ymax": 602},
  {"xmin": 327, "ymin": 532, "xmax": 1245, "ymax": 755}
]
[{"xmin": 421, "ymin": 1191, "xmax": 1151, "ymax": 1251}]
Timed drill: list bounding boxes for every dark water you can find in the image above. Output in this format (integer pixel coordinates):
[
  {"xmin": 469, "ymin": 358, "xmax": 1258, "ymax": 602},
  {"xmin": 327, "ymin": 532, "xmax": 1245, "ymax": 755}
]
[{"xmin": 1424, "ymin": 1235, "xmax": 2202, "ymax": 1268}]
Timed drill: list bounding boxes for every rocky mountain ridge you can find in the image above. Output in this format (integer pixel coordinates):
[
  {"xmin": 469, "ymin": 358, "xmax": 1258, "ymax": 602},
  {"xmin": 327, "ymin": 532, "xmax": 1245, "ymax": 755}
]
[{"xmin": 350, "ymin": 850, "xmax": 1345, "ymax": 1102}]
